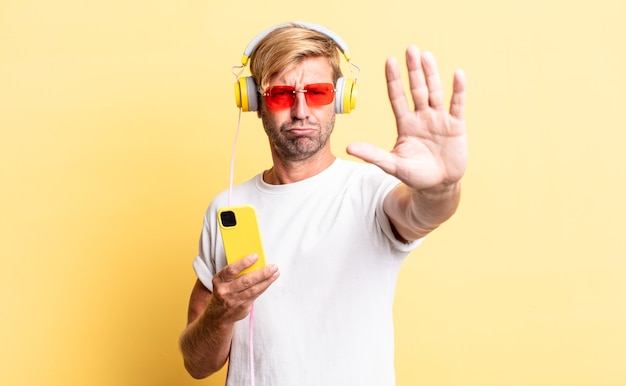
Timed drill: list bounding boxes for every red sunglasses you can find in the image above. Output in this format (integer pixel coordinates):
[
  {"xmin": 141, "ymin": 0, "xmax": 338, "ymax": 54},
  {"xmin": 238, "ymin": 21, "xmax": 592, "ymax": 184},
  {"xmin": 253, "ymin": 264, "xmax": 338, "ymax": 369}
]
[{"xmin": 262, "ymin": 83, "xmax": 335, "ymax": 110}]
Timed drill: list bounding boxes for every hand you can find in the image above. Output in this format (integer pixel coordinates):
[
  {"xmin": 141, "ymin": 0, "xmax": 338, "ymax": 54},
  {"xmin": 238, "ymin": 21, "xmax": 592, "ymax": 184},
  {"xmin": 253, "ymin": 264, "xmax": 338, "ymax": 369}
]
[
  {"xmin": 347, "ymin": 45, "xmax": 467, "ymax": 191},
  {"xmin": 210, "ymin": 255, "xmax": 279, "ymax": 323}
]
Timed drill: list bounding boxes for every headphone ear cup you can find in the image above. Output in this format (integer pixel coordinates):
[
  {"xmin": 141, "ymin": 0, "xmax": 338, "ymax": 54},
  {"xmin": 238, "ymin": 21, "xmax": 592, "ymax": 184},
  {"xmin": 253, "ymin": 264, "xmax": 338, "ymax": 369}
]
[
  {"xmin": 234, "ymin": 76, "xmax": 259, "ymax": 112},
  {"xmin": 334, "ymin": 77, "xmax": 357, "ymax": 114}
]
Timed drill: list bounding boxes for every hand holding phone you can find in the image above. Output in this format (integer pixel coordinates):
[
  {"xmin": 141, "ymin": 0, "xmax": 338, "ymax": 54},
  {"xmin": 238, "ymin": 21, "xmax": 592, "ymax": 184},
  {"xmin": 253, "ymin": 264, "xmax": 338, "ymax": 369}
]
[{"xmin": 217, "ymin": 205, "xmax": 267, "ymax": 277}]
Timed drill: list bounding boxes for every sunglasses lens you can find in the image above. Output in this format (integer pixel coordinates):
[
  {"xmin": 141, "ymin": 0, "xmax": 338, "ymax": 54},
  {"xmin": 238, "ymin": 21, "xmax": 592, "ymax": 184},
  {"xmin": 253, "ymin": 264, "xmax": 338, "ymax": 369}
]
[
  {"xmin": 264, "ymin": 83, "xmax": 335, "ymax": 110},
  {"xmin": 265, "ymin": 86, "xmax": 295, "ymax": 110},
  {"xmin": 304, "ymin": 84, "xmax": 335, "ymax": 106}
]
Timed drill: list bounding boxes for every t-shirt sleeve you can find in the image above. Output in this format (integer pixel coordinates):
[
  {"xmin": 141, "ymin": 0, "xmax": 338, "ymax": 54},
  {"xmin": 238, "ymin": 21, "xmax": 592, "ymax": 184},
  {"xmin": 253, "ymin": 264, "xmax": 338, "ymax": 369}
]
[
  {"xmin": 191, "ymin": 201, "xmax": 227, "ymax": 292},
  {"xmin": 364, "ymin": 168, "xmax": 425, "ymax": 253},
  {"xmin": 374, "ymin": 184, "xmax": 425, "ymax": 252}
]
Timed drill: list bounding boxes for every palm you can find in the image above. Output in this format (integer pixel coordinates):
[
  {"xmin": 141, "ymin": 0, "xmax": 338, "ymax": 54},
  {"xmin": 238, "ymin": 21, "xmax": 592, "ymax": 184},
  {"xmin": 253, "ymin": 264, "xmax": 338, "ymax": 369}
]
[{"xmin": 347, "ymin": 46, "xmax": 467, "ymax": 190}]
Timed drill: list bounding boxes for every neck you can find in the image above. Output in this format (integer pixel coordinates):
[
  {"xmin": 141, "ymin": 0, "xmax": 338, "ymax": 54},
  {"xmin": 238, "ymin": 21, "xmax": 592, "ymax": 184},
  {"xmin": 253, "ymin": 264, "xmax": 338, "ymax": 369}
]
[{"xmin": 263, "ymin": 152, "xmax": 336, "ymax": 185}]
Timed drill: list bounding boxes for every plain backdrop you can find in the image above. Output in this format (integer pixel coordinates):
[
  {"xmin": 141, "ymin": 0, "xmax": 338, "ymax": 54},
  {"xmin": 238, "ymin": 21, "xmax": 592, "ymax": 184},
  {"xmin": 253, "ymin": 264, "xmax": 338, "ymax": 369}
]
[{"xmin": 2, "ymin": 1, "xmax": 625, "ymax": 385}]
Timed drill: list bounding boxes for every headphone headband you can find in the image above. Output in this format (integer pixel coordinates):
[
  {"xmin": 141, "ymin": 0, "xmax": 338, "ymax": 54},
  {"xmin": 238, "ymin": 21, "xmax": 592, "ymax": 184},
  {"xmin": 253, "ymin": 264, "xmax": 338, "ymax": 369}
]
[{"xmin": 240, "ymin": 21, "xmax": 352, "ymax": 66}]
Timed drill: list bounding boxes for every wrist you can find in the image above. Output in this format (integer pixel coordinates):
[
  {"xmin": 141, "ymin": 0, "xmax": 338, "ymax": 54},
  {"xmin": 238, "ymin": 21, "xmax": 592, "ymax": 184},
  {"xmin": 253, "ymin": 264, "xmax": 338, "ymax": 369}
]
[{"xmin": 415, "ymin": 181, "xmax": 461, "ymax": 200}]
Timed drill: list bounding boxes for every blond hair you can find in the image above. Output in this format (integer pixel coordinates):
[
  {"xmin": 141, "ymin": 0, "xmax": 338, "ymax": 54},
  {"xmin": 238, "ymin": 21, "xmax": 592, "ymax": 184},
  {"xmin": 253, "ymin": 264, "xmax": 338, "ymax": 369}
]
[{"xmin": 249, "ymin": 24, "xmax": 343, "ymax": 92}]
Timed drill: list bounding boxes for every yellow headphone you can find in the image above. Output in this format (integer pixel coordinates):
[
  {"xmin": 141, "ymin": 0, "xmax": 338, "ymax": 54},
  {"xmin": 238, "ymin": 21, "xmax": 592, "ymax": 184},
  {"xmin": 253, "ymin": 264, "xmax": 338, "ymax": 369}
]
[{"xmin": 234, "ymin": 22, "xmax": 359, "ymax": 114}]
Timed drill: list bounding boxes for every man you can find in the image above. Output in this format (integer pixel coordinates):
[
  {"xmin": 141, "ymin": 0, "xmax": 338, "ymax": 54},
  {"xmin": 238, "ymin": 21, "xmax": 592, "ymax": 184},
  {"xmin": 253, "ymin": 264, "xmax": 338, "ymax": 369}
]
[{"xmin": 180, "ymin": 22, "xmax": 467, "ymax": 385}]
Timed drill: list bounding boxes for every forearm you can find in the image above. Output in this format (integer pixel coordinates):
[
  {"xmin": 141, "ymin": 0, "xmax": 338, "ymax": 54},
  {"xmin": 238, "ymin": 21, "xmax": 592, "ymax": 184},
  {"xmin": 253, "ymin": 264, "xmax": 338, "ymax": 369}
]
[
  {"xmin": 384, "ymin": 181, "xmax": 461, "ymax": 242},
  {"xmin": 180, "ymin": 257, "xmax": 279, "ymax": 378},
  {"xmin": 179, "ymin": 301, "xmax": 234, "ymax": 379}
]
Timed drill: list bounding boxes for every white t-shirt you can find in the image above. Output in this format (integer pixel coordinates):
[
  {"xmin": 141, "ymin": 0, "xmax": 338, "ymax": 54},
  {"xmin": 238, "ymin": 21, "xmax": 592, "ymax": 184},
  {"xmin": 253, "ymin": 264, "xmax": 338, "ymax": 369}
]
[{"xmin": 193, "ymin": 158, "xmax": 422, "ymax": 386}]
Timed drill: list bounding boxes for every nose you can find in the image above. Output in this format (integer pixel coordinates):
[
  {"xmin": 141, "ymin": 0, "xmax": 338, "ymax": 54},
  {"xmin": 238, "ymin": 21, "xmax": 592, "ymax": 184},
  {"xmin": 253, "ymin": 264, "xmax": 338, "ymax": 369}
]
[{"xmin": 291, "ymin": 91, "xmax": 309, "ymax": 120}]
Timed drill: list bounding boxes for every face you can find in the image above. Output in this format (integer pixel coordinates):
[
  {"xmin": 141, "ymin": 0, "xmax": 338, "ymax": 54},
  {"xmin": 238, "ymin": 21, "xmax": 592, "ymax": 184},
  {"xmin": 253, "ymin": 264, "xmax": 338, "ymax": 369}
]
[{"xmin": 259, "ymin": 56, "xmax": 336, "ymax": 162}]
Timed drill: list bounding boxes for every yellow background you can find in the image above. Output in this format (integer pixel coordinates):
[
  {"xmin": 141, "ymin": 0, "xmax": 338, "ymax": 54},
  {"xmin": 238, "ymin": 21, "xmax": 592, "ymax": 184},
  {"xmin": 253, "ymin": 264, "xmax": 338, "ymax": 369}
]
[{"xmin": 2, "ymin": 0, "xmax": 625, "ymax": 385}]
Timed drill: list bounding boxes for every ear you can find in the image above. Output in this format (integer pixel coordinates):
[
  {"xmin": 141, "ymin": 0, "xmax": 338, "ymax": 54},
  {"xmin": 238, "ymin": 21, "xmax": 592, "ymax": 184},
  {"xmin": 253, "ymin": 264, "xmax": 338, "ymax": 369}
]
[{"xmin": 257, "ymin": 90, "xmax": 263, "ymax": 118}]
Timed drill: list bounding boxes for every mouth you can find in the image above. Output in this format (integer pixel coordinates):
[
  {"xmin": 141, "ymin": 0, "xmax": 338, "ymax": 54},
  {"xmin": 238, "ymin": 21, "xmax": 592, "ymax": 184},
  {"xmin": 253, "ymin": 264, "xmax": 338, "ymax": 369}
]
[{"xmin": 287, "ymin": 127, "xmax": 316, "ymax": 136}]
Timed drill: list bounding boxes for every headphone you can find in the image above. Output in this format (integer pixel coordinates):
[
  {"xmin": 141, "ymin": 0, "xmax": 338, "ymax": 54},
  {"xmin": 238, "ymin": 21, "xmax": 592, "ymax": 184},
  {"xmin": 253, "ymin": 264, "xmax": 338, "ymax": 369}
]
[{"xmin": 233, "ymin": 22, "xmax": 359, "ymax": 114}]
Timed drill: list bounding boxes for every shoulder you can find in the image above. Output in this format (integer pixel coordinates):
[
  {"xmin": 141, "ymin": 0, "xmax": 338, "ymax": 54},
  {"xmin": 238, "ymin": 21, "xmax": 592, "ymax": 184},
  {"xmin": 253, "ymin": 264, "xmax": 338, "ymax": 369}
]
[
  {"xmin": 205, "ymin": 173, "xmax": 264, "ymax": 214},
  {"xmin": 333, "ymin": 158, "xmax": 398, "ymax": 187},
  {"xmin": 333, "ymin": 158, "xmax": 385, "ymax": 178}
]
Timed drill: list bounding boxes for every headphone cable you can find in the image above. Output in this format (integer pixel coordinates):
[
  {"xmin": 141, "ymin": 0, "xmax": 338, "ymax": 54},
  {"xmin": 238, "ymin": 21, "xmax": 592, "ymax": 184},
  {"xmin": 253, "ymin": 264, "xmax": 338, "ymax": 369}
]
[{"xmin": 228, "ymin": 106, "xmax": 257, "ymax": 386}]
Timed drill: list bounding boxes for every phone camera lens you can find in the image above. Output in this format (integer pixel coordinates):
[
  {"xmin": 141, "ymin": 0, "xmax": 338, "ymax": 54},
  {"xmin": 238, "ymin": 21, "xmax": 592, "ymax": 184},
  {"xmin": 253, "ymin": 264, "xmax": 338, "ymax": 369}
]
[{"xmin": 220, "ymin": 211, "xmax": 237, "ymax": 227}]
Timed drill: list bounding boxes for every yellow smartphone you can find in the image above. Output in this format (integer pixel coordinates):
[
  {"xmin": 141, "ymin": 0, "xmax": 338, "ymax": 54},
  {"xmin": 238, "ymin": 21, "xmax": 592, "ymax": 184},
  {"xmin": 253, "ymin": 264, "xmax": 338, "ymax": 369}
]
[{"xmin": 217, "ymin": 205, "xmax": 266, "ymax": 277}]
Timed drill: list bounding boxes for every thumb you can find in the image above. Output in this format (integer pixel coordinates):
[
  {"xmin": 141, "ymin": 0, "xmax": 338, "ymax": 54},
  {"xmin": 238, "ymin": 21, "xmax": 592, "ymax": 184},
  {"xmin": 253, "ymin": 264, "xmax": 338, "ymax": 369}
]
[{"xmin": 346, "ymin": 142, "xmax": 397, "ymax": 175}]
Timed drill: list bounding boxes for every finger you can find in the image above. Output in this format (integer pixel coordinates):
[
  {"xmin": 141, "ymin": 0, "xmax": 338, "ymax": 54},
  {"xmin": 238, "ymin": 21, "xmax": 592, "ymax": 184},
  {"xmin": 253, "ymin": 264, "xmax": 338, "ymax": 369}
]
[
  {"xmin": 212, "ymin": 264, "xmax": 279, "ymax": 321},
  {"xmin": 237, "ymin": 265, "xmax": 280, "ymax": 302},
  {"xmin": 222, "ymin": 266, "xmax": 279, "ymax": 312},
  {"xmin": 449, "ymin": 69, "xmax": 466, "ymax": 120},
  {"xmin": 385, "ymin": 56, "xmax": 411, "ymax": 120},
  {"xmin": 218, "ymin": 254, "xmax": 259, "ymax": 282},
  {"xmin": 421, "ymin": 52, "xmax": 445, "ymax": 110},
  {"xmin": 406, "ymin": 45, "xmax": 429, "ymax": 110},
  {"xmin": 346, "ymin": 142, "xmax": 397, "ymax": 176}
]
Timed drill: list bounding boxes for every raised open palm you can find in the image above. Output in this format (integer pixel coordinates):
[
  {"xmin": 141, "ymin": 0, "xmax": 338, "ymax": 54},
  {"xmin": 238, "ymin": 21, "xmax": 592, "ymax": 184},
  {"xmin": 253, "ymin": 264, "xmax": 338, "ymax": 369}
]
[{"xmin": 347, "ymin": 45, "xmax": 467, "ymax": 191}]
